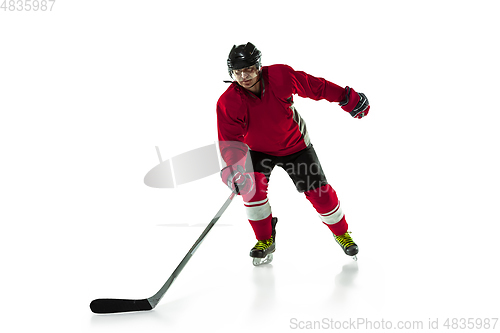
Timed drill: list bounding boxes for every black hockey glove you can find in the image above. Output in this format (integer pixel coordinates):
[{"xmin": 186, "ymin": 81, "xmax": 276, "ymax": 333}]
[{"xmin": 339, "ymin": 86, "xmax": 370, "ymax": 119}]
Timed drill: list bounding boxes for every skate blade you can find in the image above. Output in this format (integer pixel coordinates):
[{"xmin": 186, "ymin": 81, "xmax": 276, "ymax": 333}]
[{"xmin": 252, "ymin": 253, "xmax": 273, "ymax": 266}]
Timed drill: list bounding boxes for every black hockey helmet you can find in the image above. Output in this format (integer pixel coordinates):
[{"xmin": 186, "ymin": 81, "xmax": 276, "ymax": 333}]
[{"xmin": 227, "ymin": 42, "xmax": 262, "ymax": 78}]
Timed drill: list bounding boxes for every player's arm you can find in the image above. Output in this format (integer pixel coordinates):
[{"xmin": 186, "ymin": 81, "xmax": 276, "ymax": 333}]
[
  {"xmin": 288, "ymin": 65, "xmax": 370, "ymax": 119},
  {"xmin": 216, "ymin": 99, "xmax": 253, "ymax": 195},
  {"xmin": 216, "ymin": 96, "xmax": 247, "ymax": 165}
]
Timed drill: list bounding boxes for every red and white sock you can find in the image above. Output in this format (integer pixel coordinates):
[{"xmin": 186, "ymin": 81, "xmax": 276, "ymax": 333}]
[
  {"xmin": 242, "ymin": 172, "xmax": 273, "ymax": 240},
  {"xmin": 304, "ymin": 184, "xmax": 348, "ymax": 236}
]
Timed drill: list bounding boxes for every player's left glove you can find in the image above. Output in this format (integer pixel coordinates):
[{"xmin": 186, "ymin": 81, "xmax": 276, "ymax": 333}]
[{"xmin": 339, "ymin": 86, "xmax": 370, "ymax": 119}]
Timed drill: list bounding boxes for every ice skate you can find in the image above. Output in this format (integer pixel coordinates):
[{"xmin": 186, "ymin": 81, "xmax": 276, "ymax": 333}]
[
  {"xmin": 334, "ymin": 231, "xmax": 359, "ymax": 261},
  {"xmin": 250, "ymin": 217, "xmax": 277, "ymax": 266}
]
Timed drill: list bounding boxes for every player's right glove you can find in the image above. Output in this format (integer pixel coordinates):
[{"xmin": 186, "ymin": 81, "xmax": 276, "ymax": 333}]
[
  {"xmin": 339, "ymin": 86, "xmax": 370, "ymax": 119},
  {"xmin": 220, "ymin": 165, "xmax": 254, "ymax": 195}
]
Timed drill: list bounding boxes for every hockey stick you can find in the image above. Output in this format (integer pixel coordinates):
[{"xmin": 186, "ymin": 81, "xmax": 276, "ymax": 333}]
[{"xmin": 90, "ymin": 191, "xmax": 237, "ymax": 314}]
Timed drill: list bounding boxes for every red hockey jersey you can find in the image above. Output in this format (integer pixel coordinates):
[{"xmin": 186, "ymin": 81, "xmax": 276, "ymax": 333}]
[{"xmin": 217, "ymin": 64, "xmax": 346, "ymax": 166}]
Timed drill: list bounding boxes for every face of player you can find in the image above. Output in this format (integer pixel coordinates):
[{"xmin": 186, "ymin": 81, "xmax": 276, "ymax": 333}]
[{"xmin": 233, "ymin": 65, "xmax": 260, "ymax": 91}]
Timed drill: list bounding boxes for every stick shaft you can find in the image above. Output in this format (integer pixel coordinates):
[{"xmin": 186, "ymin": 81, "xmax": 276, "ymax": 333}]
[
  {"xmin": 90, "ymin": 191, "xmax": 236, "ymax": 314},
  {"xmin": 147, "ymin": 191, "xmax": 236, "ymax": 308}
]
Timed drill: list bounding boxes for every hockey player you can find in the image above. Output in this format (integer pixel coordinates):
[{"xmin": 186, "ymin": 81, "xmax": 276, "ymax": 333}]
[{"xmin": 217, "ymin": 43, "xmax": 369, "ymax": 265}]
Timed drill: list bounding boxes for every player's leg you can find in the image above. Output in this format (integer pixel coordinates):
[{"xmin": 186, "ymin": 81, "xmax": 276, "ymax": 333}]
[
  {"xmin": 243, "ymin": 151, "xmax": 278, "ymax": 265},
  {"xmin": 284, "ymin": 145, "xmax": 359, "ymax": 258},
  {"xmin": 304, "ymin": 184, "xmax": 358, "ymax": 257}
]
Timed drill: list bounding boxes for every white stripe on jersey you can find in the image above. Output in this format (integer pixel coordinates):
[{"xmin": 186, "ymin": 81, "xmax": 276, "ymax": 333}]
[{"xmin": 290, "ymin": 104, "xmax": 310, "ymax": 147}]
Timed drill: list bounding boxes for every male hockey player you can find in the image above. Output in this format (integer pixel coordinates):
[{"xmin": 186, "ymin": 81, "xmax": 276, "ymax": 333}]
[{"xmin": 217, "ymin": 42, "xmax": 369, "ymax": 265}]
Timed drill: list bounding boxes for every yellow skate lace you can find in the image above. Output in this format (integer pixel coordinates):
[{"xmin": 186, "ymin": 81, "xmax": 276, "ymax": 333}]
[
  {"xmin": 335, "ymin": 232, "xmax": 355, "ymax": 249},
  {"xmin": 254, "ymin": 237, "xmax": 274, "ymax": 251}
]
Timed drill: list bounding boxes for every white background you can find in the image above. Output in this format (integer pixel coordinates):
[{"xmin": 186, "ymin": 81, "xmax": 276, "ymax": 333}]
[{"xmin": 1, "ymin": 0, "xmax": 499, "ymax": 332}]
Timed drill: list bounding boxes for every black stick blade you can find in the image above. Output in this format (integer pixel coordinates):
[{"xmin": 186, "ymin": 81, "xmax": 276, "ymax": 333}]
[{"xmin": 90, "ymin": 298, "xmax": 153, "ymax": 314}]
